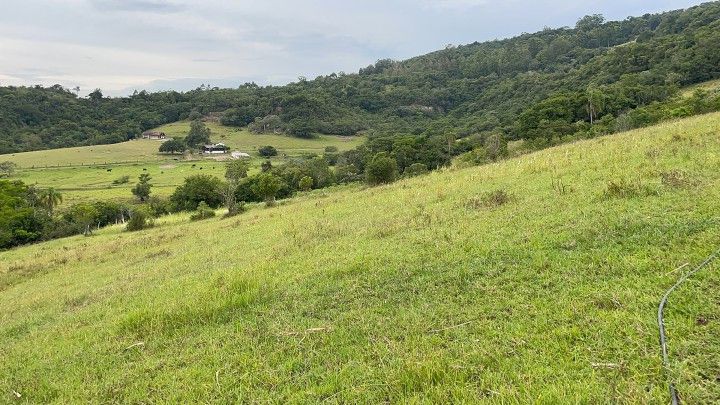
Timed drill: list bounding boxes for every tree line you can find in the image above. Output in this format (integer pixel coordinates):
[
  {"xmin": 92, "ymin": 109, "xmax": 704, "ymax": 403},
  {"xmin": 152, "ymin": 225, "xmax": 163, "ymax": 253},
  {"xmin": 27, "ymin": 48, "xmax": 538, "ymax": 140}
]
[{"xmin": 1, "ymin": 2, "xmax": 719, "ymax": 156}]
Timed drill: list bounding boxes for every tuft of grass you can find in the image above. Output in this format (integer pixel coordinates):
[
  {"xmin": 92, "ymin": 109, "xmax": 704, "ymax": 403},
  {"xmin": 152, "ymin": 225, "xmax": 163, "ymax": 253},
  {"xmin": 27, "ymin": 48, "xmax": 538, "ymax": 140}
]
[
  {"xmin": 604, "ymin": 179, "xmax": 659, "ymax": 199},
  {"xmin": 466, "ymin": 189, "xmax": 511, "ymax": 209},
  {"xmin": 660, "ymin": 170, "xmax": 698, "ymax": 189}
]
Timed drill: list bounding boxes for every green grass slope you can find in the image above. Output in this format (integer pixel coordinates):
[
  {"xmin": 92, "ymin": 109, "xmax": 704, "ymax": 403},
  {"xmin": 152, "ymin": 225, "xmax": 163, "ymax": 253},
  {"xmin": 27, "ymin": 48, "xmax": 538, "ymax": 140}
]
[{"xmin": 1, "ymin": 113, "xmax": 720, "ymax": 402}]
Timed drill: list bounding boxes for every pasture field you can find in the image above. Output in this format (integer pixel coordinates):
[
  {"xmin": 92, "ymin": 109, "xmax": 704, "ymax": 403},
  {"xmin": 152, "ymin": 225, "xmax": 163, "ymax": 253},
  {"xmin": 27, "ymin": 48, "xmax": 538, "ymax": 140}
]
[
  {"xmin": 155, "ymin": 121, "xmax": 362, "ymax": 155},
  {"xmin": 0, "ymin": 124, "xmax": 362, "ymax": 204},
  {"xmin": 1, "ymin": 113, "xmax": 720, "ymax": 402}
]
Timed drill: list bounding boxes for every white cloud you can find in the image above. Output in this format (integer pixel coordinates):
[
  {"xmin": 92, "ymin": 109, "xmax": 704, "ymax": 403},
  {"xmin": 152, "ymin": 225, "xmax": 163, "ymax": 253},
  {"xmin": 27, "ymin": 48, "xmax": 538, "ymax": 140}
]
[{"xmin": 0, "ymin": 0, "xmax": 704, "ymax": 95}]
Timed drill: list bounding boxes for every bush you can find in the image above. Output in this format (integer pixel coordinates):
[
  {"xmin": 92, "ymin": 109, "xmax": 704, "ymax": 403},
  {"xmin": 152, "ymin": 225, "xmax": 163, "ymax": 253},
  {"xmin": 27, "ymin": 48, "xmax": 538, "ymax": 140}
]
[
  {"xmin": 0, "ymin": 161, "xmax": 18, "ymax": 177},
  {"xmin": 126, "ymin": 208, "xmax": 153, "ymax": 232},
  {"xmin": 159, "ymin": 138, "xmax": 185, "ymax": 154},
  {"xmin": 258, "ymin": 145, "xmax": 278, "ymax": 157},
  {"xmin": 298, "ymin": 175, "xmax": 313, "ymax": 191},
  {"xmin": 170, "ymin": 174, "xmax": 224, "ymax": 211},
  {"xmin": 252, "ymin": 173, "xmax": 283, "ymax": 206},
  {"xmin": 148, "ymin": 196, "xmax": 171, "ymax": 217},
  {"xmin": 190, "ymin": 201, "xmax": 216, "ymax": 221},
  {"xmin": 112, "ymin": 175, "xmax": 130, "ymax": 185},
  {"xmin": 365, "ymin": 152, "xmax": 398, "ymax": 185}
]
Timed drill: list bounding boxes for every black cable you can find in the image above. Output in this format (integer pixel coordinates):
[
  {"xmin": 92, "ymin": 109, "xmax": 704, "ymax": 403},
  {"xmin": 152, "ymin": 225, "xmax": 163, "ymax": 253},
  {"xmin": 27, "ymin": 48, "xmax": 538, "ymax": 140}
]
[{"xmin": 658, "ymin": 246, "xmax": 720, "ymax": 405}]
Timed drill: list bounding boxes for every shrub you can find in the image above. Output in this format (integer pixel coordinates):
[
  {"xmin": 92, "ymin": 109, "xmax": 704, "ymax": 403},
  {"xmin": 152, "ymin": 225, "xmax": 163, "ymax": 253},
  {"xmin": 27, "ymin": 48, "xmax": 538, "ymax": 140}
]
[
  {"xmin": 252, "ymin": 173, "xmax": 283, "ymax": 206},
  {"xmin": 112, "ymin": 175, "xmax": 130, "ymax": 185},
  {"xmin": 126, "ymin": 208, "xmax": 153, "ymax": 232},
  {"xmin": 170, "ymin": 174, "xmax": 224, "ymax": 211},
  {"xmin": 148, "ymin": 196, "xmax": 171, "ymax": 217},
  {"xmin": 299, "ymin": 176, "xmax": 313, "ymax": 191},
  {"xmin": 0, "ymin": 161, "xmax": 18, "ymax": 177},
  {"xmin": 365, "ymin": 152, "xmax": 398, "ymax": 185},
  {"xmin": 190, "ymin": 201, "xmax": 216, "ymax": 221},
  {"xmin": 158, "ymin": 138, "xmax": 185, "ymax": 154},
  {"xmin": 131, "ymin": 173, "xmax": 152, "ymax": 202},
  {"xmin": 258, "ymin": 145, "xmax": 278, "ymax": 157}
]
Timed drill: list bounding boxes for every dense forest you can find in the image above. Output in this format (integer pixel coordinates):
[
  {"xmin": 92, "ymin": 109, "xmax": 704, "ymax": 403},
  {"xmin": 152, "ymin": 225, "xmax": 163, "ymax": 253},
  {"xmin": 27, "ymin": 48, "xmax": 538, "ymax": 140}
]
[{"xmin": 1, "ymin": 2, "xmax": 719, "ymax": 157}]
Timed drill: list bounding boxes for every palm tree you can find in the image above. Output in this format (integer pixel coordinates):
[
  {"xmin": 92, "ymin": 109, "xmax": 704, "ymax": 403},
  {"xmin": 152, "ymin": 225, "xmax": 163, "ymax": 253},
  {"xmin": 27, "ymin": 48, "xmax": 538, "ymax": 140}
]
[{"xmin": 39, "ymin": 188, "xmax": 63, "ymax": 214}]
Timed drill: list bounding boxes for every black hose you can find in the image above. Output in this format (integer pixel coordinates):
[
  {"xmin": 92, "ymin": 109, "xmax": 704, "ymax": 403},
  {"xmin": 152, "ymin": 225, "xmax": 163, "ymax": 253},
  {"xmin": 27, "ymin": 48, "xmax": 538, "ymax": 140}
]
[{"xmin": 658, "ymin": 246, "xmax": 720, "ymax": 405}]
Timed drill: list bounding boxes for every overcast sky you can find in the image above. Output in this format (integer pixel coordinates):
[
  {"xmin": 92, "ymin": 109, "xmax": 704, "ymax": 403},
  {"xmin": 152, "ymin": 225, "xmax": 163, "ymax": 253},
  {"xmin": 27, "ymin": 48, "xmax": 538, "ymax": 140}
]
[{"xmin": 0, "ymin": 0, "xmax": 703, "ymax": 96}]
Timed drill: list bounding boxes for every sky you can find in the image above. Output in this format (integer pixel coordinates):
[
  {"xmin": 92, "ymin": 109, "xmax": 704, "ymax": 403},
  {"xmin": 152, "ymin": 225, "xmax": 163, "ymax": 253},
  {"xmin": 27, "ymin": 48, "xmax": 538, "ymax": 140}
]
[{"xmin": 0, "ymin": 0, "xmax": 704, "ymax": 96}]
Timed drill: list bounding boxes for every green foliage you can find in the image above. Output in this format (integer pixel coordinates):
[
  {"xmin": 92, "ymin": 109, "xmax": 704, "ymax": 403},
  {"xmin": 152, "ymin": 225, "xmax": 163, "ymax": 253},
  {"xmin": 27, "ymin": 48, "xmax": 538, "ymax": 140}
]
[
  {"xmin": 252, "ymin": 173, "xmax": 283, "ymax": 206},
  {"xmin": 170, "ymin": 174, "xmax": 224, "ymax": 211},
  {"xmin": 159, "ymin": 138, "xmax": 185, "ymax": 154},
  {"xmin": 0, "ymin": 161, "xmax": 17, "ymax": 177},
  {"xmin": 365, "ymin": 152, "xmax": 398, "ymax": 185},
  {"xmin": 131, "ymin": 173, "xmax": 152, "ymax": 202},
  {"xmin": 0, "ymin": 180, "xmax": 45, "ymax": 248},
  {"xmin": 37, "ymin": 187, "xmax": 63, "ymax": 214},
  {"xmin": 403, "ymin": 163, "xmax": 428, "ymax": 177},
  {"xmin": 298, "ymin": 176, "xmax": 313, "ymax": 191},
  {"xmin": 190, "ymin": 201, "xmax": 216, "ymax": 221},
  {"xmin": 126, "ymin": 208, "xmax": 153, "ymax": 232},
  {"xmin": 225, "ymin": 160, "xmax": 249, "ymax": 182},
  {"xmin": 258, "ymin": 145, "xmax": 278, "ymax": 157},
  {"xmin": 185, "ymin": 120, "xmax": 211, "ymax": 148},
  {"xmin": 112, "ymin": 175, "xmax": 130, "ymax": 185}
]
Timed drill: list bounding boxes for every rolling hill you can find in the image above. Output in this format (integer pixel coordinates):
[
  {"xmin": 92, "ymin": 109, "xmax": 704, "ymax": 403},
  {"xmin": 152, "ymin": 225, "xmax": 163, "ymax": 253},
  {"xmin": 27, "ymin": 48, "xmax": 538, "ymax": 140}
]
[{"xmin": 2, "ymin": 112, "xmax": 719, "ymax": 402}]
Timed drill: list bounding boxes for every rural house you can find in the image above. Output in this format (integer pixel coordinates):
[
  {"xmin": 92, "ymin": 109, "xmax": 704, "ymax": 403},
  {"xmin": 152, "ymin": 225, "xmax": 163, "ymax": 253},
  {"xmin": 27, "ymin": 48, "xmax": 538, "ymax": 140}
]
[
  {"xmin": 141, "ymin": 131, "xmax": 167, "ymax": 140},
  {"xmin": 203, "ymin": 143, "xmax": 229, "ymax": 154}
]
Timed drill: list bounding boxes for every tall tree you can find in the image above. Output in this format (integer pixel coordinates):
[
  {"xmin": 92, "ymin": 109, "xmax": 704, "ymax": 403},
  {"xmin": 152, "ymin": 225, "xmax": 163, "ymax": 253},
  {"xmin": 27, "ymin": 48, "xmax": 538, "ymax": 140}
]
[
  {"xmin": 185, "ymin": 120, "xmax": 211, "ymax": 148},
  {"xmin": 38, "ymin": 188, "xmax": 63, "ymax": 214},
  {"xmin": 131, "ymin": 174, "xmax": 152, "ymax": 202}
]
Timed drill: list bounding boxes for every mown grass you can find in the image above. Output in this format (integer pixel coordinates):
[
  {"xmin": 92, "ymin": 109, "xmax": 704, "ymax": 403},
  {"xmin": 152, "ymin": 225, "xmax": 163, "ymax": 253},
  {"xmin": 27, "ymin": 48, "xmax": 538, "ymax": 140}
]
[
  {"xmin": 1, "ymin": 113, "xmax": 719, "ymax": 402},
  {"xmin": 0, "ymin": 123, "xmax": 362, "ymax": 205}
]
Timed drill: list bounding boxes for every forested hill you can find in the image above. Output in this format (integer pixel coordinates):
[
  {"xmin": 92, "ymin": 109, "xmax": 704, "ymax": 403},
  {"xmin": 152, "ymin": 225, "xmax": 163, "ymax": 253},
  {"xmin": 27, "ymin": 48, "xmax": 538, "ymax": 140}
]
[{"xmin": 1, "ymin": 2, "xmax": 719, "ymax": 155}]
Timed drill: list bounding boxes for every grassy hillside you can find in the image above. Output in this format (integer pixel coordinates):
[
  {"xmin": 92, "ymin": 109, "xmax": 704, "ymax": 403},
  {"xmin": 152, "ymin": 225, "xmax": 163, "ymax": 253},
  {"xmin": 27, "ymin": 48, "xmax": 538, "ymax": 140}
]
[
  {"xmin": 1, "ymin": 124, "xmax": 361, "ymax": 204},
  {"xmin": 1, "ymin": 113, "xmax": 719, "ymax": 402}
]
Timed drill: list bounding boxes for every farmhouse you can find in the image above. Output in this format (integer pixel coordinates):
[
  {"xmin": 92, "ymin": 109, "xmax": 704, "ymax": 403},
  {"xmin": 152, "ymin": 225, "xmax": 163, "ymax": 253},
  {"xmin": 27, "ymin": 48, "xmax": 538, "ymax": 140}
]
[
  {"xmin": 231, "ymin": 151, "xmax": 251, "ymax": 159},
  {"xmin": 141, "ymin": 131, "xmax": 167, "ymax": 140},
  {"xmin": 203, "ymin": 143, "xmax": 229, "ymax": 154}
]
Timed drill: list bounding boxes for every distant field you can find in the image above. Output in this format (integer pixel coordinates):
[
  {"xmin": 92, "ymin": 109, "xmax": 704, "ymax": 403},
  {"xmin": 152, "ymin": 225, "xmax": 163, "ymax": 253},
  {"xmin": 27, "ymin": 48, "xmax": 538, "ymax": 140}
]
[
  {"xmin": 156, "ymin": 121, "xmax": 362, "ymax": 156},
  {"xmin": 0, "ymin": 140, "xmax": 169, "ymax": 168},
  {"xmin": 0, "ymin": 123, "xmax": 362, "ymax": 204},
  {"xmin": 2, "ymin": 113, "xmax": 719, "ymax": 402}
]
